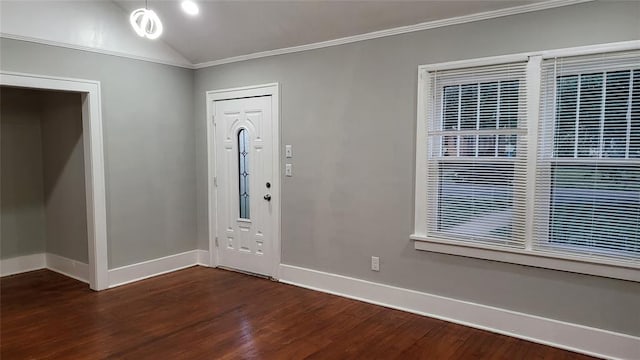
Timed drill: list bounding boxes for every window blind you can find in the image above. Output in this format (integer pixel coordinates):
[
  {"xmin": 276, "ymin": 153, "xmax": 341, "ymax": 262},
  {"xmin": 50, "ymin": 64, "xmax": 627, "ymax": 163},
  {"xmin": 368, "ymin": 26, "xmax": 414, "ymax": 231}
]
[
  {"xmin": 426, "ymin": 62, "xmax": 528, "ymax": 248},
  {"xmin": 536, "ymin": 50, "xmax": 640, "ymax": 262}
]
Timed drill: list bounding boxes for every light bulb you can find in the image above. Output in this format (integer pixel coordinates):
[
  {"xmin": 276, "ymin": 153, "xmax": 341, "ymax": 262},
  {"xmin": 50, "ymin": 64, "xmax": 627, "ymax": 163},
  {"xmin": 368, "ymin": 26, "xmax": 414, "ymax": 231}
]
[{"xmin": 181, "ymin": 0, "xmax": 199, "ymax": 16}]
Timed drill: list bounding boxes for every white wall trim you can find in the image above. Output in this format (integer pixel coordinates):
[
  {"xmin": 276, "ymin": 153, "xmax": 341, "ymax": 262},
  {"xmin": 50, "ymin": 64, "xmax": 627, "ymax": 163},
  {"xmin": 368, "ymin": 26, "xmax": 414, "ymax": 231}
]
[
  {"xmin": 107, "ymin": 250, "xmax": 200, "ymax": 288},
  {"xmin": 196, "ymin": 250, "xmax": 211, "ymax": 266},
  {"xmin": 412, "ymin": 236, "xmax": 640, "ymax": 282},
  {"xmin": 0, "ymin": 253, "xmax": 89, "ymax": 283},
  {"xmin": 2, "ymin": 0, "xmax": 592, "ymax": 70},
  {"xmin": 0, "ymin": 253, "xmax": 46, "ymax": 276},
  {"xmin": 193, "ymin": 0, "xmax": 593, "ymax": 69},
  {"xmin": 45, "ymin": 253, "xmax": 89, "ymax": 283},
  {"xmin": 0, "ymin": 33, "xmax": 194, "ymax": 69},
  {"xmin": 205, "ymin": 83, "xmax": 281, "ymax": 279},
  {"xmin": 2, "ymin": 251, "xmax": 209, "ymax": 287},
  {"xmin": 0, "ymin": 71, "xmax": 109, "ymax": 291},
  {"xmin": 419, "ymin": 40, "xmax": 640, "ymax": 72},
  {"xmin": 413, "ymin": 68, "xmax": 429, "ymax": 238},
  {"xmin": 279, "ymin": 264, "xmax": 640, "ymax": 360}
]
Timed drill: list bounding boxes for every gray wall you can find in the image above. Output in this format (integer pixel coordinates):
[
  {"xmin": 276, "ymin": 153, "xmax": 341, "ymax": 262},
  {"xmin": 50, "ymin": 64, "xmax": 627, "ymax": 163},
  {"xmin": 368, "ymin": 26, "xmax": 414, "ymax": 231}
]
[
  {"xmin": 1, "ymin": 0, "xmax": 638, "ymax": 337},
  {"xmin": 194, "ymin": 1, "xmax": 640, "ymax": 335},
  {"xmin": 0, "ymin": 40, "xmax": 197, "ymax": 268},
  {"xmin": 1, "ymin": 88, "xmax": 46, "ymax": 259},
  {"xmin": 2, "ymin": 88, "xmax": 90, "ymax": 264},
  {"xmin": 41, "ymin": 91, "xmax": 88, "ymax": 263}
]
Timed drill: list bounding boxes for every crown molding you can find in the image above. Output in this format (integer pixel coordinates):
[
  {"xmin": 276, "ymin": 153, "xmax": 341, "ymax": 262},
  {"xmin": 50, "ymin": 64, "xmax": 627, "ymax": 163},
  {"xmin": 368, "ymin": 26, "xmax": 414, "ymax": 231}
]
[
  {"xmin": 193, "ymin": 0, "xmax": 593, "ymax": 69},
  {"xmin": 0, "ymin": 33, "xmax": 195, "ymax": 69},
  {"xmin": 2, "ymin": 0, "xmax": 593, "ymax": 70}
]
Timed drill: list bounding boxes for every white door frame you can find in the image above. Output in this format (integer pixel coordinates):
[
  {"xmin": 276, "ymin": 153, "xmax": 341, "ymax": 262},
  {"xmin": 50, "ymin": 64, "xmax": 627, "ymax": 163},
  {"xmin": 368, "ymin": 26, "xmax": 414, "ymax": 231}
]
[
  {"xmin": 0, "ymin": 71, "xmax": 109, "ymax": 290},
  {"xmin": 205, "ymin": 83, "xmax": 281, "ymax": 278}
]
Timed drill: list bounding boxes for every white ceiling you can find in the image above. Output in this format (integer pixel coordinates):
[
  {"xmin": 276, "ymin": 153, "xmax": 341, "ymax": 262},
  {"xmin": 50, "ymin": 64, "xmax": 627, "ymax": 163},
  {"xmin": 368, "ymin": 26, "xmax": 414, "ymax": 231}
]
[
  {"xmin": 0, "ymin": 0, "xmax": 192, "ymax": 66},
  {"xmin": 1, "ymin": 0, "xmax": 580, "ymax": 68},
  {"xmin": 114, "ymin": 0, "xmax": 546, "ymax": 65}
]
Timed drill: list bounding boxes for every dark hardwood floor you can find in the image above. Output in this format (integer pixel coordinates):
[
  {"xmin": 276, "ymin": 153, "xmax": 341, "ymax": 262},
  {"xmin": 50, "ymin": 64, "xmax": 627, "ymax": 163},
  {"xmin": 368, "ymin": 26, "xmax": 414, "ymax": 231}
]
[{"xmin": 1, "ymin": 267, "xmax": 597, "ymax": 359}]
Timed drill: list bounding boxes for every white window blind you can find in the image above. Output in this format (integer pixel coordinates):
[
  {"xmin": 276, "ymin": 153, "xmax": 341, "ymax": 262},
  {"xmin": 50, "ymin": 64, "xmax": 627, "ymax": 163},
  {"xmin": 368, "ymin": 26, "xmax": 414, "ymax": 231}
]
[
  {"xmin": 426, "ymin": 62, "xmax": 529, "ymax": 248},
  {"xmin": 536, "ymin": 50, "xmax": 640, "ymax": 263}
]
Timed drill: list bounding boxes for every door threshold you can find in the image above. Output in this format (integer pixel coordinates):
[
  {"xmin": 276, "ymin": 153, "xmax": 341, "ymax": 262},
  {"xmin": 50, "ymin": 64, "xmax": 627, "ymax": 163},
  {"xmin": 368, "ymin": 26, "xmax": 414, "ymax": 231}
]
[{"xmin": 217, "ymin": 266, "xmax": 274, "ymax": 280}]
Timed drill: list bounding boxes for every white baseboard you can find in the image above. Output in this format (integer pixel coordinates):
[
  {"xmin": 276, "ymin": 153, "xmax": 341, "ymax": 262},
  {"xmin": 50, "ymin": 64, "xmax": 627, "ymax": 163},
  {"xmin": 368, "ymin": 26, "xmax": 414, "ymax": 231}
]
[
  {"xmin": 279, "ymin": 264, "xmax": 640, "ymax": 360},
  {"xmin": 3, "ymin": 250, "xmax": 212, "ymax": 288},
  {"xmin": 0, "ymin": 253, "xmax": 46, "ymax": 276},
  {"xmin": 0, "ymin": 253, "xmax": 89, "ymax": 284},
  {"xmin": 196, "ymin": 250, "xmax": 210, "ymax": 266},
  {"xmin": 46, "ymin": 253, "xmax": 89, "ymax": 283},
  {"xmin": 108, "ymin": 250, "xmax": 201, "ymax": 288}
]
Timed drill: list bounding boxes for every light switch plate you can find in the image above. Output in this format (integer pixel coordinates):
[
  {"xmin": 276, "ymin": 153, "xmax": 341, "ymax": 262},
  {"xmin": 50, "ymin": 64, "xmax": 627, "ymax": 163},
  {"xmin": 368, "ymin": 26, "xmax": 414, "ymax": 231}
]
[
  {"xmin": 285, "ymin": 145, "xmax": 293, "ymax": 158},
  {"xmin": 371, "ymin": 256, "xmax": 380, "ymax": 271},
  {"xmin": 285, "ymin": 163, "xmax": 292, "ymax": 177}
]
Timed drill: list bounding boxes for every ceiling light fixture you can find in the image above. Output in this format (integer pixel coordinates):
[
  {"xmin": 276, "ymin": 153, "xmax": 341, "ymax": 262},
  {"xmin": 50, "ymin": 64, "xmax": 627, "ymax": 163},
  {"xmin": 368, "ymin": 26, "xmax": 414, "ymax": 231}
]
[
  {"xmin": 130, "ymin": 1, "xmax": 163, "ymax": 40},
  {"xmin": 181, "ymin": 0, "xmax": 199, "ymax": 16}
]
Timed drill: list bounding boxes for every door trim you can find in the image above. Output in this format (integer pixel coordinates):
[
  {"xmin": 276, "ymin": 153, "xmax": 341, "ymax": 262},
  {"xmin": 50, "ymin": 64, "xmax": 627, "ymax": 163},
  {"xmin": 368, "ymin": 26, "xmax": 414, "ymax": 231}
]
[
  {"xmin": 0, "ymin": 71, "xmax": 109, "ymax": 290},
  {"xmin": 205, "ymin": 83, "xmax": 281, "ymax": 279}
]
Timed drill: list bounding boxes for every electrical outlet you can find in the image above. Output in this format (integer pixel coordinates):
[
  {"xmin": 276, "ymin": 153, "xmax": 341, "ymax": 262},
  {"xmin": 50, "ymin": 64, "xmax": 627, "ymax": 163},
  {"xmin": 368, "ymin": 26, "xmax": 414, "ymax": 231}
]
[
  {"xmin": 371, "ymin": 256, "xmax": 380, "ymax": 271},
  {"xmin": 285, "ymin": 145, "xmax": 293, "ymax": 158}
]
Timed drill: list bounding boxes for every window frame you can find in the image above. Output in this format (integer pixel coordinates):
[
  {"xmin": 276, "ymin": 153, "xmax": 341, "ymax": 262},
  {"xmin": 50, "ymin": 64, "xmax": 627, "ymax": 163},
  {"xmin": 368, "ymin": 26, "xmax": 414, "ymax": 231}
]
[{"xmin": 411, "ymin": 41, "xmax": 640, "ymax": 282}]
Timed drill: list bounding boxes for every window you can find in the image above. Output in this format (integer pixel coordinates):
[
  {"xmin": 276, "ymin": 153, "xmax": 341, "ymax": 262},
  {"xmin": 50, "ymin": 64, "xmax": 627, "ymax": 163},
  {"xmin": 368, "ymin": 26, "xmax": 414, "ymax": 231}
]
[
  {"xmin": 238, "ymin": 128, "xmax": 250, "ymax": 219},
  {"xmin": 412, "ymin": 44, "xmax": 640, "ymax": 281},
  {"xmin": 536, "ymin": 52, "xmax": 640, "ymax": 262},
  {"xmin": 425, "ymin": 63, "xmax": 528, "ymax": 249}
]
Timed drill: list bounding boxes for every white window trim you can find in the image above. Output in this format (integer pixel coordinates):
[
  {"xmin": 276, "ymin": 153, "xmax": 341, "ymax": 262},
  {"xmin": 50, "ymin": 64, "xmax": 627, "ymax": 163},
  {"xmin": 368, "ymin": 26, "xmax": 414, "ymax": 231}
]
[{"xmin": 411, "ymin": 40, "xmax": 640, "ymax": 282}]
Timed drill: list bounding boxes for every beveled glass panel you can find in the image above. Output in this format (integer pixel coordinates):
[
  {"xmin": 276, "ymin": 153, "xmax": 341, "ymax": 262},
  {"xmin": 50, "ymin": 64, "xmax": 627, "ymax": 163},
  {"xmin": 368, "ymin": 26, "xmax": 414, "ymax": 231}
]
[{"xmin": 238, "ymin": 129, "xmax": 250, "ymax": 219}]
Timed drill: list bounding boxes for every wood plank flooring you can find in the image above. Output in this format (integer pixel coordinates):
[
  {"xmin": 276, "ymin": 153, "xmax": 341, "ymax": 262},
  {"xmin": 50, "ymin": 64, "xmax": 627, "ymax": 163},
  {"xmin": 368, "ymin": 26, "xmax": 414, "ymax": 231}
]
[{"xmin": 1, "ymin": 267, "xmax": 597, "ymax": 359}]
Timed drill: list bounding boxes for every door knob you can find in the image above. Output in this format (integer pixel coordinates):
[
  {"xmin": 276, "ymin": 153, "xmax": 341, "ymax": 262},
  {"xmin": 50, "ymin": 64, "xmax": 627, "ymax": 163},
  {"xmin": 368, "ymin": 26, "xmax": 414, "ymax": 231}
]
[{"xmin": 263, "ymin": 194, "xmax": 271, "ymax": 201}]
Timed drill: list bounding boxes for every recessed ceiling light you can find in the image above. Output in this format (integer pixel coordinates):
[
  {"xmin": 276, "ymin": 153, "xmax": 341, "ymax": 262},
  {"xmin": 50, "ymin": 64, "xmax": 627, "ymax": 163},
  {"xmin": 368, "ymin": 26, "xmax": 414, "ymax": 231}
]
[{"xmin": 181, "ymin": 0, "xmax": 199, "ymax": 16}]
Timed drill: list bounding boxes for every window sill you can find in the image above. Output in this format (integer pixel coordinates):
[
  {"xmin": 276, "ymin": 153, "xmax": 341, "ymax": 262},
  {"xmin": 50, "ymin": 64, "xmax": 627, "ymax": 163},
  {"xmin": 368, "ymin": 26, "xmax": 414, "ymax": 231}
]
[{"xmin": 410, "ymin": 235, "xmax": 639, "ymax": 282}]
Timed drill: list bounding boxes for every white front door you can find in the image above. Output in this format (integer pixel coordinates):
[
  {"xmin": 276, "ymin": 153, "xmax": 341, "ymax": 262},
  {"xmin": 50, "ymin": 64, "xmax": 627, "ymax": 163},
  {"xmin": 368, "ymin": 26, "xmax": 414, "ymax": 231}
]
[{"xmin": 214, "ymin": 95, "xmax": 275, "ymax": 277}]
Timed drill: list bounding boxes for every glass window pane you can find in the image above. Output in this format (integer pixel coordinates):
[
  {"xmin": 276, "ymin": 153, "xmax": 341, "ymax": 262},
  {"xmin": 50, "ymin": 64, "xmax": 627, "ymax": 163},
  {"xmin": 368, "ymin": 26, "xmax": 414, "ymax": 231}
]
[
  {"xmin": 459, "ymin": 135, "xmax": 476, "ymax": 156},
  {"xmin": 499, "ymin": 80, "xmax": 519, "ymax": 128},
  {"xmin": 478, "ymin": 135, "xmax": 496, "ymax": 157},
  {"xmin": 460, "ymin": 84, "xmax": 478, "ymax": 130},
  {"xmin": 442, "ymin": 85, "xmax": 460, "ymax": 131},
  {"xmin": 238, "ymin": 129, "xmax": 250, "ymax": 219},
  {"xmin": 498, "ymin": 134, "xmax": 518, "ymax": 158},
  {"xmin": 437, "ymin": 162, "xmax": 515, "ymax": 240},
  {"xmin": 631, "ymin": 70, "xmax": 640, "ymax": 158},
  {"xmin": 479, "ymin": 82, "xmax": 498, "ymax": 129},
  {"xmin": 442, "ymin": 135, "xmax": 458, "ymax": 157},
  {"xmin": 555, "ymin": 75, "xmax": 578, "ymax": 157},
  {"xmin": 577, "ymin": 73, "xmax": 603, "ymax": 157},
  {"xmin": 549, "ymin": 164, "xmax": 640, "ymax": 254},
  {"xmin": 439, "ymin": 79, "xmax": 520, "ymax": 158},
  {"xmin": 603, "ymin": 70, "xmax": 631, "ymax": 158}
]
